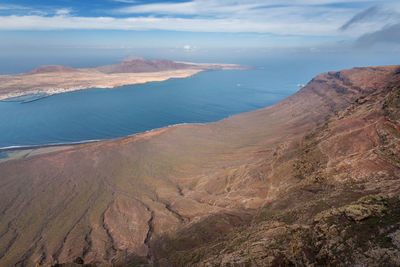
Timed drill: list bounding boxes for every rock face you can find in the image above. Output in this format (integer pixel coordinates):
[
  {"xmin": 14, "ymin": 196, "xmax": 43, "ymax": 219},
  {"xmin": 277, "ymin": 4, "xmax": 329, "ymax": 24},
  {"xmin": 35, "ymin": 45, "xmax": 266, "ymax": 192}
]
[
  {"xmin": 0, "ymin": 65, "xmax": 399, "ymax": 266},
  {"xmin": 184, "ymin": 193, "xmax": 400, "ymax": 266}
]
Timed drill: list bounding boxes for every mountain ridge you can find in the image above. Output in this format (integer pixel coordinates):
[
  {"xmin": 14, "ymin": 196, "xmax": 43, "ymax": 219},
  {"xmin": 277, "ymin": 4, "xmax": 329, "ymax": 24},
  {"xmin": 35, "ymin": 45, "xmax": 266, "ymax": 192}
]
[
  {"xmin": 0, "ymin": 65, "xmax": 399, "ymax": 266},
  {"xmin": 28, "ymin": 65, "xmax": 77, "ymax": 75}
]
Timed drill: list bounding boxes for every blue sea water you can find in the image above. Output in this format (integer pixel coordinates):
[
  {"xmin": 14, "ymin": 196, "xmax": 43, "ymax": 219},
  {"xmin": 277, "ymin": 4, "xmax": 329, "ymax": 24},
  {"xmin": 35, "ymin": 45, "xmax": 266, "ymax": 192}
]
[
  {"xmin": 0, "ymin": 52, "xmax": 399, "ymax": 149},
  {"xmin": 0, "ymin": 67, "xmax": 302, "ymax": 148}
]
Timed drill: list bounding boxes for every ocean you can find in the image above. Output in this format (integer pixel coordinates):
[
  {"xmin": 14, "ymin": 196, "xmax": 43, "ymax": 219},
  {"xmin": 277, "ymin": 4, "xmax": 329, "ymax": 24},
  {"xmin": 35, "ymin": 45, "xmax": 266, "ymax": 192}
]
[{"xmin": 0, "ymin": 53, "xmax": 399, "ymax": 149}]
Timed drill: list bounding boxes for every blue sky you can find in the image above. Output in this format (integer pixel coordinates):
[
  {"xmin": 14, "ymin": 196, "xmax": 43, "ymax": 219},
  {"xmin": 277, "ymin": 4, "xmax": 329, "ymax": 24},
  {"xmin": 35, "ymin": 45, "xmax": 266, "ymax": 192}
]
[{"xmin": 0, "ymin": 0, "xmax": 399, "ymax": 55}]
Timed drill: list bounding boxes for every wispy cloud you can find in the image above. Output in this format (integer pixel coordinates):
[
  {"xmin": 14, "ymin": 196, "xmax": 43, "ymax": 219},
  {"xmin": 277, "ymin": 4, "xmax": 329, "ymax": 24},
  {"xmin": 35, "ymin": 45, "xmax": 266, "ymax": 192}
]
[
  {"xmin": 357, "ymin": 23, "xmax": 400, "ymax": 46},
  {"xmin": 114, "ymin": 0, "xmax": 377, "ymax": 17},
  {"xmin": 340, "ymin": 5, "xmax": 400, "ymax": 31},
  {"xmin": 0, "ymin": 4, "xmax": 29, "ymax": 10},
  {"xmin": 55, "ymin": 8, "xmax": 72, "ymax": 16},
  {"xmin": 0, "ymin": 15, "xmax": 340, "ymax": 35},
  {"xmin": 113, "ymin": 0, "xmax": 138, "ymax": 3},
  {"xmin": 0, "ymin": 0, "xmax": 359, "ymax": 36},
  {"xmin": 340, "ymin": 6, "xmax": 381, "ymax": 30},
  {"xmin": 113, "ymin": 1, "xmax": 260, "ymax": 16},
  {"xmin": 0, "ymin": 0, "xmax": 398, "ymax": 43},
  {"xmin": 0, "ymin": 3, "xmax": 47, "ymax": 15},
  {"xmin": 339, "ymin": 2, "xmax": 400, "ymax": 46}
]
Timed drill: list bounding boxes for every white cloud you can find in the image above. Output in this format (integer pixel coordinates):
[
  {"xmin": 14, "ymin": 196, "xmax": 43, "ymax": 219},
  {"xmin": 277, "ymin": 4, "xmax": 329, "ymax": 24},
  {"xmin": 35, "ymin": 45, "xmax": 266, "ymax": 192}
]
[
  {"xmin": 0, "ymin": 15, "xmax": 344, "ymax": 36},
  {"xmin": 114, "ymin": 0, "xmax": 378, "ymax": 17},
  {"xmin": 55, "ymin": 8, "xmax": 72, "ymax": 16},
  {"xmin": 0, "ymin": 0, "xmax": 397, "ymax": 39},
  {"xmin": 0, "ymin": 4, "xmax": 29, "ymax": 10},
  {"xmin": 113, "ymin": 0, "xmax": 138, "ymax": 3},
  {"xmin": 183, "ymin": 45, "xmax": 198, "ymax": 51}
]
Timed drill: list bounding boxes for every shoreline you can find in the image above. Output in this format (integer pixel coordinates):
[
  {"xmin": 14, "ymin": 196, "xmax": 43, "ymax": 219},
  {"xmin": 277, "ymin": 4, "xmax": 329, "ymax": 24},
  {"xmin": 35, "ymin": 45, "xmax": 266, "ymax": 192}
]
[
  {"xmin": 0, "ymin": 69, "xmax": 204, "ymax": 101},
  {"xmin": 0, "ymin": 122, "xmax": 208, "ymax": 162},
  {"xmin": 0, "ymin": 60, "xmax": 250, "ymax": 101},
  {"xmin": 0, "ymin": 121, "xmax": 207, "ymax": 152},
  {"xmin": 0, "ymin": 139, "xmax": 102, "ymax": 152},
  {"xmin": 0, "ymin": 59, "xmax": 250, "ymax": 160}
]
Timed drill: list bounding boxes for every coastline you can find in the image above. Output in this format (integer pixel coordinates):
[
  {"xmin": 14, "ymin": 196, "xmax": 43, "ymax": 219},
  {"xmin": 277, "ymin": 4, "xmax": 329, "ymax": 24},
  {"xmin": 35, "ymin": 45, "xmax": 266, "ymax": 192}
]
[
  {"xmin": 0, "ymin": 68, "xmax": 204, "ymax": 101},
  {"xmin": 0, "ymin": 60, "xmax": 249, "ymax": 101},
  {"xmin": 0, "ymin": 139, "xmax": 102, "ymax": 152},
  {"xmin": 0, "ymin": 59, "xmax": 250, "ymax": 161},
  {"xmin": 0, "ymin": 122, "xmax": 207, "ymax": 162}
]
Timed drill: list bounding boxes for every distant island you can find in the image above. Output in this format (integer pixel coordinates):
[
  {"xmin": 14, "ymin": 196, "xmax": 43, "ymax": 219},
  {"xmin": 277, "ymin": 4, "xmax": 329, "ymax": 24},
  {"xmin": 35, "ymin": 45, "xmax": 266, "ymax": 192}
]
[{"xmin": 0, "ymin": 57, "xmax": 248, "ymax": 101}]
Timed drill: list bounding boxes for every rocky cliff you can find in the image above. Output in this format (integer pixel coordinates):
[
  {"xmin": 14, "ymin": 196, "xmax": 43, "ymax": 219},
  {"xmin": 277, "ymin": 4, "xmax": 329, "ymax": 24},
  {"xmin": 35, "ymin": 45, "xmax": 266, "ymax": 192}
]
[{"xmin": 0, "ymin": 65, "xmax": 398, "ymax": 266}]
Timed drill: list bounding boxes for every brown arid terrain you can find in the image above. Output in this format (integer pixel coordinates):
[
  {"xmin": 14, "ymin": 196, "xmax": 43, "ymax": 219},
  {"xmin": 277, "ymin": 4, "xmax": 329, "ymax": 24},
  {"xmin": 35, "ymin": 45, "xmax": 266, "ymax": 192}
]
[
  {"xmin": 0, "ymin": 65, "xmax": 399, "ymax": 266},
  {"xmin": 0, "ymin": 58, "xmax": 246, "ymax": 101}
]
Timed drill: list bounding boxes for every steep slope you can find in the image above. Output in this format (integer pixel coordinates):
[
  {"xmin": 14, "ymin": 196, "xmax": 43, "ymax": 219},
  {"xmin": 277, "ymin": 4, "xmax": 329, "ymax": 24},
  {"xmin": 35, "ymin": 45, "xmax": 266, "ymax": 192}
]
[
  {"xmin": 0, "ymin": 65, "xmax": 398, "ymax": 266},
  {"xmin": 160, "ymin": 69, "xmax": 400, "ymax": 266}
]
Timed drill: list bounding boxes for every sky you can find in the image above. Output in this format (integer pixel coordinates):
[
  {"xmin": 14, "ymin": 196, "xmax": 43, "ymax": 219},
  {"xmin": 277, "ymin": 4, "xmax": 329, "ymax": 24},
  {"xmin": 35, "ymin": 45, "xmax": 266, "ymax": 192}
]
[{"xmin": 0, "ymin": 0, "xmax": 399, "ymax": 68}]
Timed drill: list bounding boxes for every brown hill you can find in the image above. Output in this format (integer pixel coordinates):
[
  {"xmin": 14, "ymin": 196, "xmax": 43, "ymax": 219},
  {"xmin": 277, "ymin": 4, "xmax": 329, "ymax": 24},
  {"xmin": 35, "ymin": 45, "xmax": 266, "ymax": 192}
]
[
  {"xmin": 28, "ymin": 65, "xmax": 77, "ymax": 74},
  {"xmin": 0, "ymin": 65, "xmax": 399, "ymax": 266},
  {"xmin": 0, "ymin": 58, "xmax": 244, "ymax": 100},
  {"xmin": 96, "ymin": 59, "xmax": 198, "ymax": 74},
  {"xmin": 95, "ymin": 58, "xmax": 246, "ymax": 74}
]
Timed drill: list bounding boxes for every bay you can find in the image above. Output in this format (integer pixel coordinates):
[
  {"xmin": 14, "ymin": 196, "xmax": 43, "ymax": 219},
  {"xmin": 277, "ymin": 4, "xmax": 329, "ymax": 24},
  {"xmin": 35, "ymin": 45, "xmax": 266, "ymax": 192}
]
[
  {"xmin": 0, "ymin": 67, "xmax": 300, "ymax": 148},
  {"xmin": 2, "ymin": 50, "xmax": 397, "ymax": 149}
]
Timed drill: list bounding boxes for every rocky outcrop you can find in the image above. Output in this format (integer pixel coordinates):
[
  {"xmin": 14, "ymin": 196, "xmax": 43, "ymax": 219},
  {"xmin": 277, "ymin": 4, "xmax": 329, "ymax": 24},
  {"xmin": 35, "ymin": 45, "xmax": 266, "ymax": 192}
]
[{"xmin": 181, "ymin": 192, "xmax": 400, "ymax": 266}]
